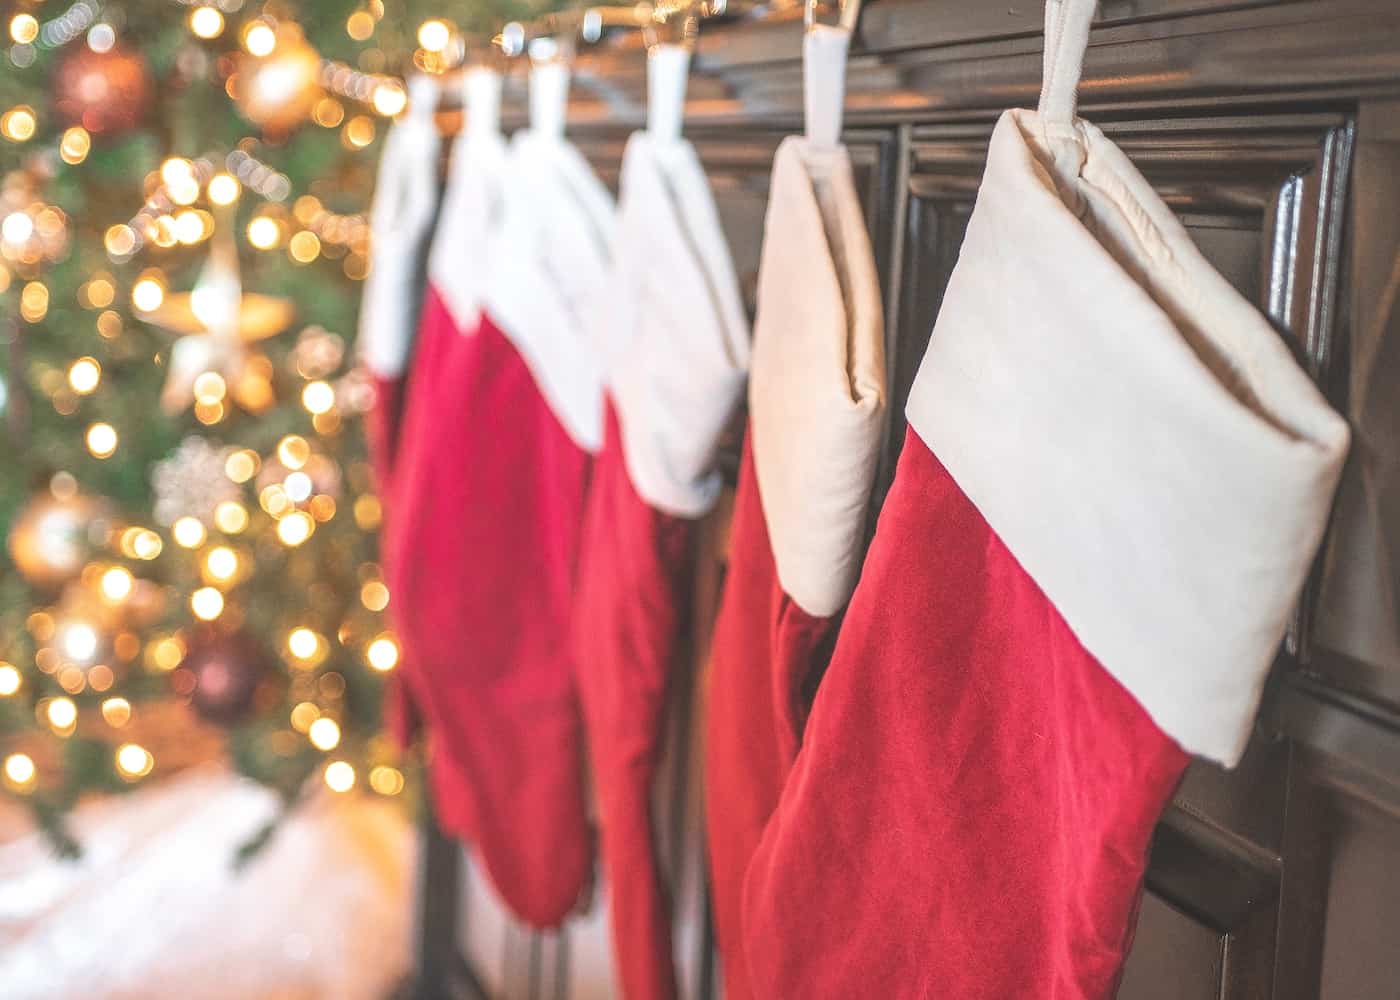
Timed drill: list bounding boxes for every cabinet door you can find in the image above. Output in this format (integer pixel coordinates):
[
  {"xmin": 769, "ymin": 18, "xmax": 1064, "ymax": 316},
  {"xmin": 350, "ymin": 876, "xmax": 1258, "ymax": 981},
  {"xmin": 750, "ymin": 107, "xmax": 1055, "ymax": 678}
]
[{"xmin": 898, "ymin": 111, "xmax": 1357, "ymax": 999}]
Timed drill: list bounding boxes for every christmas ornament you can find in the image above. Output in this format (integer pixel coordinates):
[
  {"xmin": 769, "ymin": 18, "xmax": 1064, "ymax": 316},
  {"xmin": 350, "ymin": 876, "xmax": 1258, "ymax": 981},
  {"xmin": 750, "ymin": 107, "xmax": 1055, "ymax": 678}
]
[
  {"xmin": 137, "ymin": 230, "xmax": 294, "ymax": 413},
  {"xmin": 232, "ymin": 25, "xmax": 323, "ymax": 135},
  {"xmin": 571, "ymin": 128, "xmax": 750, "ymax": 1000},
  {"xmin": 739, "ymin": 3, "xmax": 1349, "ymax": 997},
  {"xmin": 51, "ymin": 43, "xmax": 153, "ymax": 136},
  {"xmin": 151, "ymin": 436, "xmax": 241, "ymax": 526},
  {"xmin": 175, "ymin": 629, "xmax": 277, "ymax": 725},
  {"xmin": 9, "ymin": 491, "xmax": 115, "ymax": 588}
]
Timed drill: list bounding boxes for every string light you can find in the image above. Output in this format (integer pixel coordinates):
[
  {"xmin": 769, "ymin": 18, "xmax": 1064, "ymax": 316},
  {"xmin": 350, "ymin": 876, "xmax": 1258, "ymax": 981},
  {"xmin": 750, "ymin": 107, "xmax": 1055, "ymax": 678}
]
[
  {"xmin": 188, "ymin": 6, "xmax": 224, "ymax": 39},
  {"xmin": 172, "ymin": 516, "xmax": 207, "ymax": 549},
  {"xmin": 247, "ymin": 215, "xmax": 281, "ymax": 250},
  {"xmin": 68, "ymin": 357, "xmax": 101, "ymax": 394},
  {"xmin": 370, "ymin": 765, "xmax": 405, "ymax": 796},
  {"xmin": 105, "ymin": 224, "xmax": 137, "ymax": 257},
  {"xmin": 46, "ymin": 697, "xmax": 78, "ymax": 731},
  {"xmin": 277, "ymin": 511, "xmax": 314, "ymax": 546},
  {"xmin": 9, "ymin": 14, "xmax": 39, "ymax": 44},
  {"xmin": 277, "ymin": 435, "xmax": 310, "ymax": 469},
  {"xmin": 324, "ymin": 760, "xmax": 355, "ymax": 792},
  {"xmin": 287, "ymin": 627, "xmax": 321, "ymax": 661},
  {"xmin": 243, "ymin": 21, "xmax": 276, "ymax": 57},
  {"xmin": 60, "ymin": 127, "xmax": 91, "ymax": 165},
  {"xmin": 100, "ymin": 566, "xmax": 134, "ymax": 602},
  {"xmin": 214, "ymin": 500, "xmax": 249, "ymax": 534},
  {"xmin": 101, "ymin": 697, "xmax": 132, "ymax": 727},
  {"xmin": 121, "ymin": 527, "xmax": 163, "ymax": 560},
  {"xmin": 284, "ymin": 471, "xmax": 313, "ymax": 502},
  {"xmin": 366, "ymin": 634, "xmax": 399, "ymax": 672},
  {"xmin": 371, "ymin": 82, "xmax": 407, "ymax": 117},
  {"xmin": 190, "ymin": 586, "xmax": 224, "ymax": 621},
  {"xmin": 302, "ymin": 380, "xmax": 335, "ymax": 414},
  {"xmin": 308, "ymin": 716, "xmax": 341, "ymax": 750},
  {"xmin": 225, "ymin": 449, "xmax": 259, "ymax": 483},
  {"xmin": 360, "ymin": 580, "xmax": 389, "ymax": 611},
  {"xmin": 0, "ymin": 663, "xmax": 20, "ymax": 696},
  {"xmin": 4, "ymin": 753, "xmax": 36, "ymax": 791},
  {"xmin": 20, "ymin": 281, "xmax": 48, "ymax": 322},
  {"xmin": 115, "ymin": 742, "xmax": 154, "ymax": 779},
  {"xmin": 2, "ymin": 106, "xmax": 37, "ymax": 142},
  {"xmin": 288, "ymin": 229, "xmax": 321, "ymax": 263},
  {"xmin": 343, "ymin": 115, "xmax": 375, "ymax": 148},
  {"xmin": 417, "ymin": 19, "xmax": 451, "ymax": 52},
  {"xmin": 207, "ymin": 172, "xmax": 240, "ymax": 205},
  {"xmin": 205, "ymin": 546, "xmax": 239, "ymax": 582},
  {"xmin": 131, "ymin": 276, "xmax": 164, "ymax": 312},
  {"xmin": 86, "ymin": 422, "xmax": 118, "ymax": 458},
  {"xmin": 347, "ymin": 10, "xmax": 375, "ymax": 40}
]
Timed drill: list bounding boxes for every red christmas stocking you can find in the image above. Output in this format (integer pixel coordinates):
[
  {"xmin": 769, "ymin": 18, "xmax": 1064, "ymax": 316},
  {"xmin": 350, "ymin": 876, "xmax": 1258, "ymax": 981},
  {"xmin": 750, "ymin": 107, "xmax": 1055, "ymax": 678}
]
[
  {"xmin": 573, "ymin": 129, "xmax": 749, "ymax": 1000},
  {"xmin": 742, "ymin": 2, "xmax": 1350, "ymax": 995},
  {"xmin": 385, "ymin": 64, "xmax": 616, "ymax": 929},
  {"xmin": 704, "ymin": 120, "xmax": 886, "ymax": 1000},
  {"xmin": 357, "ymin": 79, "xmax": 442, "ymax": 751}
]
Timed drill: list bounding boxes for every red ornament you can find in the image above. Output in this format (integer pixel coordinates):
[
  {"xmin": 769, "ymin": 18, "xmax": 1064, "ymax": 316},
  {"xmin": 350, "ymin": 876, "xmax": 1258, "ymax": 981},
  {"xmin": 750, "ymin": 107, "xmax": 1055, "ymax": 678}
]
[
  {"xmin": 175, "ymin": 629, "xmax": 277, "ymax": 725},
  {"xmin": 52, "ymin": 44, "xmax": 153, "ymax": 136}
]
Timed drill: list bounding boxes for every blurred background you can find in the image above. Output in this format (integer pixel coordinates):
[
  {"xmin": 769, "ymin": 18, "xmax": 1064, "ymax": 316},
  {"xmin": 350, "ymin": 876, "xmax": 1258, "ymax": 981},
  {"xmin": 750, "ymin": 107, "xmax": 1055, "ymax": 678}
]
[{"xmin": 0, "ymin": 2, "xmax": 547, "ymax": 995}]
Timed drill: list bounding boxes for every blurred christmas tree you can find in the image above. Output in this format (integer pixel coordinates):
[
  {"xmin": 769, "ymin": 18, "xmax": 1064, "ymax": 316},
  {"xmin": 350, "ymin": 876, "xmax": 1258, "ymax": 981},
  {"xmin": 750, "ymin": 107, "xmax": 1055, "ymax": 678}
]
[{"xmin": 0, "ymin": 0, "xmax": 534, "ymax": 853}]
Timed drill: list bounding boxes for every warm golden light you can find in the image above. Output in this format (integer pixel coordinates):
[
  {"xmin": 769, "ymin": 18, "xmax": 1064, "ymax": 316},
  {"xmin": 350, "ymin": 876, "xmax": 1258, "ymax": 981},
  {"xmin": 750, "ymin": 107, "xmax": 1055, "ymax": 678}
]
[
  {"xmin": 60, "ymin": 126, "xmax": 92, "ymax": 164},
  {"xmin": 69, "ymin": 357, "xmax": 101, "ymax": 394},
  {"xmin": 100, "ymin": 566, "xmax": 134, "ymax": 602},
  {"xmin": 372, "ymin": 82, "xmax": 407, "ymax": 117},
  {"xmin": 105, "ymin": 224, "xmax": 137, "ymax": 257},
  {"xmin": 277, "ymin": 511, "xmax": 314, "ymax": 546},
  {"xmin": 9, "ymin": 14, "xmax": 38, "ymax": 44},
  {"xmin": 366, "ymin": 635, "xmax": 399, "ymax": 672},
  {"xmin": 207, "ymin": 172, "xmax": 241, "ymax": 206},
  {"xmin": 191, "ymin": 586, "xmax": 224, "ymax": 621},
  {"xmin": 417, "ymin": 19, "xmax": 451, "ymax": 52},
  {"xmin": 283, "ymin": 471, "xmax": 313, "ymax": 502},
  {"xmin": 344, "ymin": 115, "xmax": 375, "ymax": 148},
  {"xmin": 86, "ymin": 422, "xmax": 118, "ymax": 458},
  {"xmin": 148, "ymin": 635, "xmax": 186, "ymax": 672},
  {"xmin": 2, "ymin": 106, "xmax": 37, "ymax": 143},
  {"xmin": 131, "ymin": 277, "xmax": 164, "ymax": 312},
  {"xmin": 277, "ymin": 435, "xmax": 311, "ymax": 469},
  {"xmin": 313, "ymin": 97, "xmax": 345, "ymax": 128},
  {"xmin": 244, "ymin": 22, "xmax": 277, "ymax": 57},
  {"xmin": 302, "ymin": 380, "xmax": 335, "ymax": 414},
  {"xmin": 353, "ymin": 494, "xmax": 382, "ymax": 530},
  {"xmin": 20, "ymin": 281, "xmax": 48, "ymax": 322},
  {"xmin": 225, "ymin": 449, "xmax": 259, "ymax": 483},
  {"xmin": 47, "ymin": 697, "xmax": 78, "ymax": 730},
  {"xmin": 370, "ymin": 765, "xmax": 405, "ymax": 796},
  {"xmin": 288, "ymin": 627, "xmax": 321, "ymax": 661},
  {"xmin": 214, "ymin": 501, "xmax": 250, "ymax": 534},
  {"xmin": 247, "ymin": 215, "xmax": 282, "ymax": 250},
  {"xmin": 192, "ymin": 371, "xmax": 227, "ymax": 405},
  {"xmin": 102, "ymin": 697, "xmax": 133, "ymax": 727},
  {"xmin": 115, "ymin": 742, "xmax": 154, "ymax": 778},
  {"xmin": 4, "ymin": 753, "xmax": 36, "ymax": 790},
  {"xmin": 172, "ymin": 516, "xmax": 207, "ymax": 549},
  {"xmin": 324, "ymin": 760, "xmax": 355, "ymax": 792},
  {"xmin": 347, "ymin": 10, "xmax": 375, "ymax": 41},
  {"xmin": 308, "ymin": 716, "xmax": 341, "ymax": 751},
  {"xmin": 205, "ymin": 546, "xmax": 239, "ymax": 581},
  {"xmin": 360, "ymin": 580, "xmax": 389, "ymax": 612},
  {"xmin": 189, "ymin": 6, "xmax": 225, "ymax": 38},
  {"xmin": 86, "ymin": 277, "xmax": 115, "ymax": 308},
  {"xmin": 290, "ymin": 701, "xmax": 320, "ymax": 732},
  {"xmin": 288, "ymin": 229, "xmax": 321, "ymax": 263},
  {"xmin": 0, "ymin": 663, "xmax": 20, "ymax": 697},
  {"xmin": 122, "ymin": 527, "xmax": 163, "ymax": 560}
]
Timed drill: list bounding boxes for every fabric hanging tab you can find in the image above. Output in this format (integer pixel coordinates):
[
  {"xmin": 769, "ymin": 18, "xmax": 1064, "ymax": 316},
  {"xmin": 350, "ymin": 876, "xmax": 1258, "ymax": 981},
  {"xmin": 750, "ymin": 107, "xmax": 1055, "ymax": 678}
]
[
  {"xmin": 647, "ymin": 43, "xmax": 692, "ymax": 145},
  {"xmin": 803, "ymin": 25, "xmax": 851, "ymax": 151}
]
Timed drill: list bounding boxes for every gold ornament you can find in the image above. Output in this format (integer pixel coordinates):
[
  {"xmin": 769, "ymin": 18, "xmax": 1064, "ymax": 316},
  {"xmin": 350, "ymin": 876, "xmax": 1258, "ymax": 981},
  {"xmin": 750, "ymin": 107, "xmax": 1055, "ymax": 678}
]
[
  {"xmin": 136, "ymin": 228, "xmax": 294, "ymax": 413},
  {"xmin": 232, "ymin": 25, "xmax": 323, "ymax": 135},
  {"xmin": 9, "ymin": 492, "xmax": 114, "ymax": 588}
]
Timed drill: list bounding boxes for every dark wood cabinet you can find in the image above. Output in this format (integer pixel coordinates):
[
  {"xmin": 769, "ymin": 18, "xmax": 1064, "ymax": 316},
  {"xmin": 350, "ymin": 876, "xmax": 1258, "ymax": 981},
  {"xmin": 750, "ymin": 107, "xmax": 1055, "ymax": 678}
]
[{"xmin": 444, "ymin": 3, "xmax": 1400, "ymax": 996}]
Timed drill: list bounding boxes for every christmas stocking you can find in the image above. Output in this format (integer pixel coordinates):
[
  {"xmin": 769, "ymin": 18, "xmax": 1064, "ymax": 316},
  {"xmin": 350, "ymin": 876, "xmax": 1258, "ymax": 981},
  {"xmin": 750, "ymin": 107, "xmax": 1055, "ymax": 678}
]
[
  {"xmin": 356, "ymin": 77, "xmax": 441, "ymax": 749},
  {"xmin": 742, "ymin": 2, "xmax": 1351, "ymax": 996},
  {"xmin": 573, "ymin": 67, "xmax": 750, "ymax": 1000},
  {"xmin": 358, "ymin": 75, "xmax": 440, "ymax": 491},
  {"xmin": 704, "ymin": 25, "xmax": 886, "ymax": 1000},
  {"xmin": 386, "ymin": 62, "xmax": 613, "ymax": 929}
]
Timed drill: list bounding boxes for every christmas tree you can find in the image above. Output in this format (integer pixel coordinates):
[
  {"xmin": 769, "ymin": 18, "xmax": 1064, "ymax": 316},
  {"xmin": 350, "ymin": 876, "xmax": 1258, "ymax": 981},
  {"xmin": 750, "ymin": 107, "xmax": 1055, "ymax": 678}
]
[{"xmin": 0, "ymin": 0, "xmax": 535, "ymax": 854}]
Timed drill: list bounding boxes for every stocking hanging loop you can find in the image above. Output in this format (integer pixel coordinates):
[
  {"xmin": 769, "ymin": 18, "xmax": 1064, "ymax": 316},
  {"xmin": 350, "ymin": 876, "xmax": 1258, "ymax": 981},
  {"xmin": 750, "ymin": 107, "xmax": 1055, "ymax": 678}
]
[
  {"xmin": 1037, "ymin": 0, "xmax": 1097, "ymax": 127},
  {"xmin": 802, "ymin": 0, "xmax": 861, "ymax": 150},
  {"xmin": 463, "ymin": 66, "xmax": 503, "ymax": 140}
]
